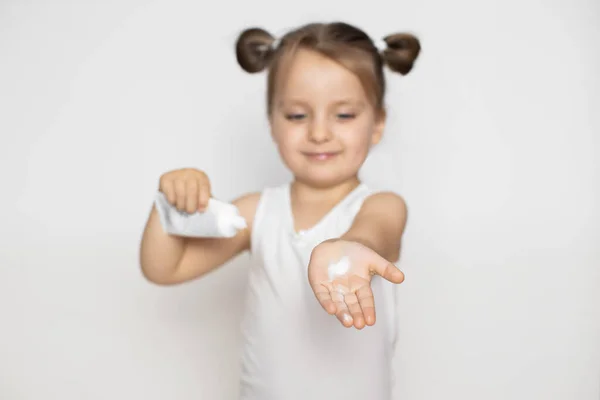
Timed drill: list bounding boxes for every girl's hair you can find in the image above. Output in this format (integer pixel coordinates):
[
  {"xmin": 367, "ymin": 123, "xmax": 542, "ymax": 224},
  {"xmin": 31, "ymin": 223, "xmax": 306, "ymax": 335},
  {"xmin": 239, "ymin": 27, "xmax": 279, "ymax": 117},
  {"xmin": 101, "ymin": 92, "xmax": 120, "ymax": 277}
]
[{"xmin": 235, "ymin": 22, "xmax": 421, "ymax": 115}]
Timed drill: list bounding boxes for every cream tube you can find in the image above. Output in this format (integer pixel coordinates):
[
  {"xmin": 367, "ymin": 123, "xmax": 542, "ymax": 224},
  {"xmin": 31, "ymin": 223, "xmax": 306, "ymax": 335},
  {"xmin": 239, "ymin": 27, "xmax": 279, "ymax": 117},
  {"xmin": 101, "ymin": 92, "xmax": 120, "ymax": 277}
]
[{"xmin": 154, "ymin": 191, "xmax": 247, "ymax": 238}]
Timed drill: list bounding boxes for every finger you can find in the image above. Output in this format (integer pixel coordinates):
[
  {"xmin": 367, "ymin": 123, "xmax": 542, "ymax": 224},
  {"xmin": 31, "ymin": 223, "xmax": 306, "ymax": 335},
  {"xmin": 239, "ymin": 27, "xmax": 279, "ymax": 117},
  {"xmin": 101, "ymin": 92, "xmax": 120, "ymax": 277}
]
[
  {"xmin": 185, "ymin": 179, "xmax": 199, "ymax": 214},
  {"xmin": 198, "ymin": 176, "xmax": 211, "ymax": 211},
  {"xmin": 344, "ymin": 292, "xmax": 365, "ymax": 329},
  {"xmin": 174, "ymin": 179, "xmax": 186, "ymax": 211},
  {"xmin": 331, "ymin": 284, "xmax": 353, "ymax": 328},
  {"xmin": 356, "ymin": 285, "xmax": 376, "ymax": 326},
  {"xmin": 161, "ymin": 178, "xmax": 176, "ymax": 206},
  {"xmin": 370, "ymin": 256, "xmax": 405, "ymax": 284},
  {"xmin": 313, "ymin": 285, "xmax": 336, "ymax": 315}
]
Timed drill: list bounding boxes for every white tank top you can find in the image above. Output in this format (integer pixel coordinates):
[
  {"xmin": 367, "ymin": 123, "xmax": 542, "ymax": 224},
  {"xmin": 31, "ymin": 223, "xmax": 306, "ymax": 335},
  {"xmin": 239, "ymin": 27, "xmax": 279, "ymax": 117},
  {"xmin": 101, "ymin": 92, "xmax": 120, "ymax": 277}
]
[{"xmin": 239, "ymin": 182, "xmax": 398, "ymax": 400}]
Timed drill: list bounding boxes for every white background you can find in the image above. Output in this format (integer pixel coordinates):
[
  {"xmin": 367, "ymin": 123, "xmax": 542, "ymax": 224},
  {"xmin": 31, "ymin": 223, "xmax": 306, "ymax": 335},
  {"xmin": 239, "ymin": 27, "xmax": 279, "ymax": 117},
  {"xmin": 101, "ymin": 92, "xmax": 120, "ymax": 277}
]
[{"xmin": 1, "ymin": 0, "xmax": 599, "ymax": 399}]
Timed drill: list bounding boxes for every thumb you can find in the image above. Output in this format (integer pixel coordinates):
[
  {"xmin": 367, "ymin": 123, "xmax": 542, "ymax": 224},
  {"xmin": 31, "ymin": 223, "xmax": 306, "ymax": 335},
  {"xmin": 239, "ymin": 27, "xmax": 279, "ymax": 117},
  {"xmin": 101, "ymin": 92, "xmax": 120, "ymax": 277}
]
[{"xmin": 371, "ymin": 255, "xmax": 405, "ymax": 284}]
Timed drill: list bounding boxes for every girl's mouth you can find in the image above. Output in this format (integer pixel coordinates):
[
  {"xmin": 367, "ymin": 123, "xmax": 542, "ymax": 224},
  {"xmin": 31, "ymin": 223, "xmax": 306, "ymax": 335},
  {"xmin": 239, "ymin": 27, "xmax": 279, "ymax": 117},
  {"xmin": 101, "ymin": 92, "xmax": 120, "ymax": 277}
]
[{"xmin": 303, "ymin": 151, "xmax": 340, "ymax": 161}]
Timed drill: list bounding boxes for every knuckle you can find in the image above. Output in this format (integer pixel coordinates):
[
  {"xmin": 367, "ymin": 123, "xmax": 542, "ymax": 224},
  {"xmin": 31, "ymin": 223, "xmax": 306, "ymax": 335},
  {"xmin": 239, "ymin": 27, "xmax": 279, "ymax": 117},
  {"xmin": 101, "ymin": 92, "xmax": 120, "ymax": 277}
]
[{"xmin": 158, "ymin": 174, "xmax": 170, "ymax": 189}]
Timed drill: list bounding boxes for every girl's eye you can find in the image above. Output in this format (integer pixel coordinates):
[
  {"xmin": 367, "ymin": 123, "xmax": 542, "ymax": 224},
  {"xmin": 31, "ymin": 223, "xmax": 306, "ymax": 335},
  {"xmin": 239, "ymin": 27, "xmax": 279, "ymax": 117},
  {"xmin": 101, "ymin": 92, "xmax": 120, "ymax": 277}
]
[
  {"xmin": 285, "ymin": 114, "xmax": 306, "ymax": 121},
  {"xmin": 337, "ymin": 113, "xmax": 356, "ymax": 120}
]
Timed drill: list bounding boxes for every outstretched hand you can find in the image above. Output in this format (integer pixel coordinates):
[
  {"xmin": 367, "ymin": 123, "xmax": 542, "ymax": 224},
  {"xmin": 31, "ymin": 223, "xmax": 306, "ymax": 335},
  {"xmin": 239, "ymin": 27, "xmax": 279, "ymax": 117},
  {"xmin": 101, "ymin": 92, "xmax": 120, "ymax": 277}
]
[{"xmin": 307, "ymin": 239, "xmax": 404, "ymax": 330}]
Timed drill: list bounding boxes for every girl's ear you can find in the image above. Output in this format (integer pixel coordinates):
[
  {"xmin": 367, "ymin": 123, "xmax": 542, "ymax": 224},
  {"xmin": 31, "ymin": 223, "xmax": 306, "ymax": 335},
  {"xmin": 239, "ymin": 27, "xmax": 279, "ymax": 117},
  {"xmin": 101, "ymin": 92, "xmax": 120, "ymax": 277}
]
[{"xmin": 371, "ymin": 108, "xmax": 386, "ymax": 145}]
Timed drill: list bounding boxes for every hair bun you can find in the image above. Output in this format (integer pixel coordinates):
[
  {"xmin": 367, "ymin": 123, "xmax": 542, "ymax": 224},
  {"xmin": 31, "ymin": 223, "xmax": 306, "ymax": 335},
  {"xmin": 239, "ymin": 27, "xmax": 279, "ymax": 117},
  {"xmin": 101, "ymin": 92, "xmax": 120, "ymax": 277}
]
[
  {"xmin": 235, "ymin": 28, "xmax": 276, "ymax": 73},
  {"xmin": 381, "ymin": 33, "xmax": 421, "ymax": 75}
]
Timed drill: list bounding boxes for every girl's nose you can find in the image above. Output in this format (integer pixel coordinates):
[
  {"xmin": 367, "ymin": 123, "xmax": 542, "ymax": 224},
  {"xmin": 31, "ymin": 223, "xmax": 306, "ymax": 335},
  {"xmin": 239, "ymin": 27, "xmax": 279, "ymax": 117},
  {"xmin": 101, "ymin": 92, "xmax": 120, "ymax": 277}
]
[{"xmin": 308, "ymin": 118, "xmax": 332, "ymax": 143}]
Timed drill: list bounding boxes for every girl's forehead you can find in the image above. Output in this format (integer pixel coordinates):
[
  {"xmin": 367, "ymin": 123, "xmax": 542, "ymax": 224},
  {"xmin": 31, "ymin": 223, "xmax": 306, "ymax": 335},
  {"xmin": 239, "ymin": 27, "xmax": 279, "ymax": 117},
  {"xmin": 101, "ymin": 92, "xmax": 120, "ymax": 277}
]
[
  {"xmin": 275, "ymin": 49, "xmax": 367, "ymax": 102},
  {"xmin": 283, "ymin": 49, "xmax": 352, "ymax": 79}
]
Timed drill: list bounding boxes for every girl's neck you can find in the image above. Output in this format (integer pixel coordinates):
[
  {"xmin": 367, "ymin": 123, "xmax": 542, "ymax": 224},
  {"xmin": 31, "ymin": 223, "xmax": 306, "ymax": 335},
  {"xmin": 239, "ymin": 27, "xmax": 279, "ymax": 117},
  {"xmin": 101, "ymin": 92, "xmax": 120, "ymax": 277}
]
[{"xmin": 290, "ymin": 176, "xmax": 361, "ymax": 206}]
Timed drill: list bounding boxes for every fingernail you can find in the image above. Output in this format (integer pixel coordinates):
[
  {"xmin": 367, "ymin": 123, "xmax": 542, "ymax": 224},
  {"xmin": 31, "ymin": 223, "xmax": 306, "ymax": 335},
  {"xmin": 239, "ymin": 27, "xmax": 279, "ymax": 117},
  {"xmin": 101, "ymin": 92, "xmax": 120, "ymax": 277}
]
[{"xmin": 342, "ymin": 313, "xmax": 353, "ymax": 325}]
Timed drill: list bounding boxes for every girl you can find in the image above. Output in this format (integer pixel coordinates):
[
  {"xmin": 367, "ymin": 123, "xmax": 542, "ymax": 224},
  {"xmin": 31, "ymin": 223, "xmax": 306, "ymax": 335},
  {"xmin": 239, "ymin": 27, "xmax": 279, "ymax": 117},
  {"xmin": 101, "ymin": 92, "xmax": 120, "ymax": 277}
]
[{"xmin": 140, "ymin": 21, "xmax": 420, "ymax": 400}]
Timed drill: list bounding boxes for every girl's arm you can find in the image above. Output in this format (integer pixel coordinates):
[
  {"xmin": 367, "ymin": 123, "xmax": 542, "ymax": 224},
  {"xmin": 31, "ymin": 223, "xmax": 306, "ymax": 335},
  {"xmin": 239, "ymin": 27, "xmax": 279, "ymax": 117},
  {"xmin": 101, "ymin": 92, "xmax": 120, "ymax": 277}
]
[
  {"xmin": 139, "ymin": 192, "xmax": 261, "ymax": 285},
  {"xmin": 341, "ymin": 192, "xmax": 408, "ymax": 262}
]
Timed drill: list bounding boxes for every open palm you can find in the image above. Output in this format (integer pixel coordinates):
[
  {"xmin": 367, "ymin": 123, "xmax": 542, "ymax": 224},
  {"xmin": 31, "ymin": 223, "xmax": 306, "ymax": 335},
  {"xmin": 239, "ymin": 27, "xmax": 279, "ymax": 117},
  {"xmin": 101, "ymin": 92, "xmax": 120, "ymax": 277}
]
[{"xmin": 307, "ymin": 239, "xmax": 405, "ymax": 329}]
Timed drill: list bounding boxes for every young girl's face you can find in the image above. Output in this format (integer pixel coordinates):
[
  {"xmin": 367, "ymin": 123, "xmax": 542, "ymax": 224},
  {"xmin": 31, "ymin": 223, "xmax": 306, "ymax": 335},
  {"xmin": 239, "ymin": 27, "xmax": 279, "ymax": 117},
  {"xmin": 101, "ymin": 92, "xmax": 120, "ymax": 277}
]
[{"xmin": 269, "ymin": 49, "xmax": 385, "ymax": 188}]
